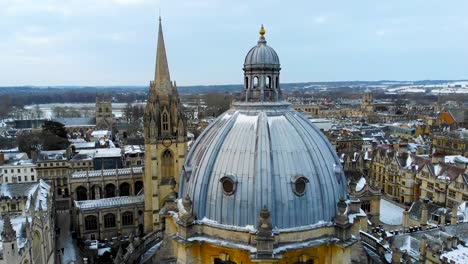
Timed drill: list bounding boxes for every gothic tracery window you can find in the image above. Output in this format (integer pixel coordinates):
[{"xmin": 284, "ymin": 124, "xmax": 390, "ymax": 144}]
[
  {"xmin": 162, "ymin": 112, "xmax": 169, "ymax": 131},
  {"xmin": 161, "ymin": 150, "xmax": 174, "ymax": 177},
  {"xmin": 122, "ymin": 211, "xmax": 134, "ymax": 226}
]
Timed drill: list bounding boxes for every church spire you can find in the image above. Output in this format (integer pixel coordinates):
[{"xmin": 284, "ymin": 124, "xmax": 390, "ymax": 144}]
[
  {"xmin": 2, "ymin": 214, "xmax": 16, "ymax": 242},
  {"xmin": 153, "ymin": 16, "xmax": 172, "ymax": 96}
]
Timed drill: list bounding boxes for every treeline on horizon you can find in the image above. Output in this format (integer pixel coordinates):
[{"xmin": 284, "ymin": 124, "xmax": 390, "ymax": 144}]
[{"xmin": 0, "ymin": 79, "xmax": 466, "ymax": 107}]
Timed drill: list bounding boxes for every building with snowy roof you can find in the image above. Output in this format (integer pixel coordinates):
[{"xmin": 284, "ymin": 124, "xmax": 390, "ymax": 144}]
[
  {"xmin": 70, "ymin": 167, "xmax": 144, "ymax": 241},
  {"xmin": 361, "ymin": 220, "xmax": 468, "ymax": 263},
  {"xmin": 0, "ymin": 180, "xmax": 55, "ymax": 264}
]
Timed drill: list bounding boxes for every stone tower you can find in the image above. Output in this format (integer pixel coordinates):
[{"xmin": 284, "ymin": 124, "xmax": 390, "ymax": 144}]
[
  {"xmin": 361, "ymin": 88, "xmax": 374, "ymax": 113},
  {"xmin": 143, "ymin": 17, "xmax": 187, "ymax": 233},
  {"xmin": 95, "ymin": 94, "xmax": 113, "ymax": 131},
  {"xmin": 1, "ymin": 214, "xmax": 18, "ymax": 263}
]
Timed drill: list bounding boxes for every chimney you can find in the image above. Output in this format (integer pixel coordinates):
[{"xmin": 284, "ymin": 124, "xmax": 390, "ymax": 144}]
[
  {"xmin": 451, "ymin": 204, "xmax": 458, "ymax": 225},
  {"xmin": 392, "ymin": 247, "xmax": 402, "ymax": 264},
  {"xmin": 403, "ymin": 210, "xmax": 410, "ymax": 232},
  {"xmin": 420, "ymin": 200, "xmax": 428, "ymax": 229},
  {"xmin": 440, "ymin": 212, "xmax": 446, "ymax": 231},
  {"xmin": 419, "ymin": 235, "xmax": 427, "ymax": 262}
]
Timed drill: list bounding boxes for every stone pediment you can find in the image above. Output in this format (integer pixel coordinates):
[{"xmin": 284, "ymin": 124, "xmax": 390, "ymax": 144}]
[{"xmin": 355, "ymin": 184, "xmax": 381, "ymax": 197}]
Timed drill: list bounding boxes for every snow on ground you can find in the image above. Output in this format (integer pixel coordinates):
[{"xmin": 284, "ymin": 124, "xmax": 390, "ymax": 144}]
[{"xmin": 380, "ymin": 199, "xmax": 404, "ymax": 225}]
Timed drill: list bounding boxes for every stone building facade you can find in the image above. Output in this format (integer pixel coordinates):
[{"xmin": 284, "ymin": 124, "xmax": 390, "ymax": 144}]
[
  {"xmin": 70, "ymin": 167, "xmax": 144, "ymax": 240},
  {"xmin": 0, "ymin": 180, "xmax": 55, "ymax": 264}
]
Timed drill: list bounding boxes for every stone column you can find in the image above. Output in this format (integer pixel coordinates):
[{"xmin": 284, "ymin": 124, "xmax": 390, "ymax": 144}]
[
  {"xmin": 403, "ymin": 210, "xmax": 410, "ymax": 232},
  {"xmin": 451, "ymin": 203, "xmax": 458, "ymax": 225},
  {"xmin": 440, "ymin": 212, "xmax": 446, "ymax": 231}
]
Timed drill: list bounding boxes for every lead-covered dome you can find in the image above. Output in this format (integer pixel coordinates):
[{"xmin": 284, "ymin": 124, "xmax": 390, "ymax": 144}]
[
  {"xmin": 179, "ymin": 102, "xmax": 347, "ymax": 229},
  {"xmin": 244, "ymin": 25, "xmax": 280, "ymax": 69}
]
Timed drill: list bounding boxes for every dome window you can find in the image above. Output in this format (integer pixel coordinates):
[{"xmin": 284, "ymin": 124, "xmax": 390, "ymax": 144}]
[
  {"xmin": 291, "ymin": 176, "xmax": 309, "ymax": 196},
  {"xmin": 220, "ymin": 175, "xmax": 237, "ymax": 196}
]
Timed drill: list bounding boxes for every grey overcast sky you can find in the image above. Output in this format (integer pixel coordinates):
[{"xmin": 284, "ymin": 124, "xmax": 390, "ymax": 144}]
[{"xmin": 1, "ymin": 0, "xmax": 468, "ymax": 86}]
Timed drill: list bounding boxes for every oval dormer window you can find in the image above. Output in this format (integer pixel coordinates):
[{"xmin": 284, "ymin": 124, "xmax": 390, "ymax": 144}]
[
  {"xmin": 220, "ymin": 175, "xmax": 236, "ymax": 196},
  {"xmin": 291, "ymin": 175, "xmax": 309, "ymax": 196}
]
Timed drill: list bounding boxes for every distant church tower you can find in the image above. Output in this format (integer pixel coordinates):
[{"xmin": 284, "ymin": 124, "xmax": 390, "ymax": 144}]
[
  {"xmin": 143, "ymin": 17, "xmax": 187, "ymax": 233},
  {"xmin": 95, "ymin": 95, "xmax": 113, "ymax": 131},
  {"xmin": 361, "ymin": 88, "xmax": 374, "ymax": 113}
]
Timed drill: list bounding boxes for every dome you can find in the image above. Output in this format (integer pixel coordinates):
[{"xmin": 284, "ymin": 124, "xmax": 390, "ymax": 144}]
[
  {"xmin": 244, "ymin": 25, "xmax": 280, "ymax": 69},
  {"xmin": 179, "ymin": 102, "xmax": 348, "ymax": 229}
]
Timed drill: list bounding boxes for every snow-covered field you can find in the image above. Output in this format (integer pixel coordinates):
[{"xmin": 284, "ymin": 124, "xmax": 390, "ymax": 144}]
[
  {"xmin": 385, "ymin": 81, "xmax": 468, "ymax": 94},
  {"xmin": 380, "ymin": 199, "xmax": 404, "ymax": 225}
]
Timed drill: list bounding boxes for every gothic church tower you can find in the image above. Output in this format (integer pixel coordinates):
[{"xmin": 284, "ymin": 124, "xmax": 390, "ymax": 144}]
[{"xmin": 143, "ymin": 17, "xmax": 187, "ymax": 233}]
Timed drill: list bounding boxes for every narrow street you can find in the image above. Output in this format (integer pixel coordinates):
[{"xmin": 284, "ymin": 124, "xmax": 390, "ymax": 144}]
[{"xmin": 56, "ymin": 210, "xmax": 84, "ymax": 264}]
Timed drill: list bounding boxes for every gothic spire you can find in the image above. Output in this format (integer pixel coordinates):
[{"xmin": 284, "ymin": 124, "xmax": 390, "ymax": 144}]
[
  {"xmin": 153, "ymin": 16, "xmax": 172, "ymax": 96},
  {"xmin": 2, "ymin": 214, "xmax": 16, "ymax": 242}
]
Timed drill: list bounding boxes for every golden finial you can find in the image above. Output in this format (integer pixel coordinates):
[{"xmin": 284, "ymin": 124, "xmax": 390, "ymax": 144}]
[{"xmin": 259, "ymin": 24, "xmax": 265, "ymax": 36}]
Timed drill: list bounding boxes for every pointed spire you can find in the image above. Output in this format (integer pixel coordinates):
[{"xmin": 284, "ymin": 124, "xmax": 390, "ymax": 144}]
[
  {"xmin": 2, "ymin": 214, "xmax": 16, "ymax": 242},
  {"xmin": 153, "ymin": 16, "xmax": 173, "ymax": 96}
]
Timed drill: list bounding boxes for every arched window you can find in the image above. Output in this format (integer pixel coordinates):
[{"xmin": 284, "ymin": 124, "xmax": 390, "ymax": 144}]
[
  {"xmin": 361, "ymin": 200, "xmax": 371, "ymax": 212},
  {"xmin": 85, "ymin": 215, "xmax": 98, "ymax": 230},
  {"xmin": 105, "ymin": 184, "xmax": 116, "ymax": 198},
  {"xmin": 119, "ymin": 182, "xmax": 130, "ymax": 196},
  {"xmin": 76, "ymin": 186, "xmax": 88, "ymax": 201},
  {"xmin": 104, "ymin": 213, "xmax": 116, "ymax": 228},
  {"xmin": 161, "ymin": 150, "xmax": 174, "ymax": 177},
  {"xmin": 162, "ymin": 112, "xmax": 169, "ymax": 131},
  {"xmin": 134, "ymin": 181, "xmax": 143, "ymax": 194},
  {"xmin": 245, "ymin": 76, "xmax": 249, "ymax": 89},
  {"xmin": 99, "ymin": 107, "xmax": 102, "ymax": 113},
  {"xmin": 276, "ymin": 76, "xmax": 279, "ymax": 89},
  {"xmin": 122, "ymin": 211, "xmax": 134, "ymax": 226},
  {"xmin": 91, "ymin": 185, "xmax": 102, "ymax": 200},
  {"xmin": 32, "ymin": 231, "xmax": 43, "ymax": 264},
  {"xmin": 266, "ymin": 76, "xmax": 271, "ymax": 89},
  {"xmin": 253, "ymin": 76, "xmax": 259, "ymax": 88}
]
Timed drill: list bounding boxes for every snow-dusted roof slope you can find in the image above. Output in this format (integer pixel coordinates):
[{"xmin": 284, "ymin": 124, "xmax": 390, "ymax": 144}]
[
  {"xmin": 71, "ymin": 167, "xmax": 143, "ymax": 179},
  {"xmin": 75, "ymin": 195, "xmax": 144, "ymax": 211}
]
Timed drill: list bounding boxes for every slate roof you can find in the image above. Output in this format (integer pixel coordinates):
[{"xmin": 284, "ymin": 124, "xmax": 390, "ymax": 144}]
[
  {"xmin": 408, "ymin": 199, "xmax": 442, "ymax": 221},
  {"xmin": 52, "ymin": 117, "xmax": 95, "ymax": 127},
  {"xmin": 75, "ymin": 195, "xmax": 144, "ymax": 211},
  {"xmin": 71, "ymin": 167, "xmax": 143, "ymax": 179}
]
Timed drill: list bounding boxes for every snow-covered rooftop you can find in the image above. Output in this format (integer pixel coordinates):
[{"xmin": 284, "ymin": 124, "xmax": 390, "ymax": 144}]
[
  {"xmin": 440, "ymin": 244, "xmax": 468, "ymax": 263},
  {"xmin": 75, "ymin": 195, "xmax": 144, "ymax": 211},
  {"xmin": 71, "ymin": 167, "xmax": 142, "ymax": 179},
  {"xmin": 94, "ymin": 148, "xmax": 121, "ymax": 158},
  {"xmin": 380, "ymin": 199, "xmax": 404, "ymax": 225}
]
